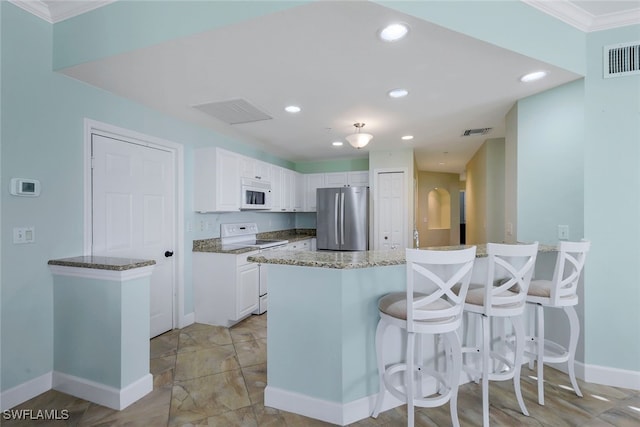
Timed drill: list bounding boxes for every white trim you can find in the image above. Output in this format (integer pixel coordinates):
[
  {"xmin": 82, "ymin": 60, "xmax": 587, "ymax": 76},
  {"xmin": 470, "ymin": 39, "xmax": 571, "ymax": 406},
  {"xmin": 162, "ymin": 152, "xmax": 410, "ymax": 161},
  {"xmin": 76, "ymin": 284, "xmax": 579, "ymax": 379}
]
[
  {"xmin": 581, "ymin": 362, "xmax": 640, "ymax": 391},
  {"xmin": 0, "ymin": 372, "xmax": 52, "ymax": 410},
  {"xmin": 83, "ymin": 118, "xmax": 185, "ymax": 336},
  {"xmin": 523, "ymin": 0, "xmax": 640, "ymax": 32},
  {"xmin": 180, "ymin": 311, "xmax": 195, "ymax": 329},
  {"xmin": 265, "ymin": 381, "xmax": 434, "ymax": 426},
  {"xmin": 8, "ymin": 0, "xmax": 115, "ymax": 24},
  {"xmin": 48, "ymin": 264, "xmax": 155, "ymax": 281},
  {"xmin": 52, "ymin": 371, "xmax": 152, "ymax": 410}
]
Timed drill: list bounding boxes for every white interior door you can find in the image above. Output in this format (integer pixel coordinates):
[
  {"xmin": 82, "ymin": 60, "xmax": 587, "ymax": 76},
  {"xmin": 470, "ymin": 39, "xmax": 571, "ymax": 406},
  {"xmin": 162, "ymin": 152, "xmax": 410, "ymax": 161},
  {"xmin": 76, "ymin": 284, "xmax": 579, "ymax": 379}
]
[
  {"xmin": 92, "ymin": 134, "xmax": 175, "ymax": 338},
  {"xmin": 376, "ymin": 171, "xmax": 405, "ymax": 250}
]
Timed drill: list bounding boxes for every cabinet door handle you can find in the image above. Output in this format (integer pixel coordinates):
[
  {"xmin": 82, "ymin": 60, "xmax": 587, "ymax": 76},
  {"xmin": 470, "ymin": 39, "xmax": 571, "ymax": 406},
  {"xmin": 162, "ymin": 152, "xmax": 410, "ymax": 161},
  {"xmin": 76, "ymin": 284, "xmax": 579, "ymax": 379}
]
[{"xmin": 165, "ymin": 250, "xmax": 174, "ymax": 257}]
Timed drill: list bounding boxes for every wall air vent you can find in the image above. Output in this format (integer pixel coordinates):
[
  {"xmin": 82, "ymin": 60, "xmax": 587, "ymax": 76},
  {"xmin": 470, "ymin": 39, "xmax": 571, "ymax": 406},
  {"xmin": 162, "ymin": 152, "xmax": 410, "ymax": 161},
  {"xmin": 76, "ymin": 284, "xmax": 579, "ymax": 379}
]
[
  {"xmin": 193, "ymin": 98, "xmax": 272, "ymax": 124},
  {"xmin": 462, "ymin": 128, "xmax": 492, "ymax": 137},
  {"xmin": 604, "ymin": 41, "xmax": 640, "ymax": 78}
]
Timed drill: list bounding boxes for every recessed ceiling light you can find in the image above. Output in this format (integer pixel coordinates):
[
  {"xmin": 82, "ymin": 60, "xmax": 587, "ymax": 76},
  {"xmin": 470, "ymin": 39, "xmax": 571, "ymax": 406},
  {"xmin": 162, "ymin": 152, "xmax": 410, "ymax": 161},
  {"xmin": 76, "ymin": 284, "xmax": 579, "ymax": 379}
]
[
  {"xmin": 401, "ymin": 135, "xmax": 414, "ymax": 141},
  {"xmin": 520, "ymin": 71, "xmax": 547, "ymax": 83},
  {"xmin": 332, "ymin": 141, "xmax": 343, "ymax": 147},
  {"xmin": 379, "ymin": 23, "xmax": 409, "ymax": 42},
  {"xmin": 285, "ymin": 105, "xmax": 301, "ymax": 113},
  {"xmin": 388, "ymin": 88, "xmax": 409, "ymax": 98}
]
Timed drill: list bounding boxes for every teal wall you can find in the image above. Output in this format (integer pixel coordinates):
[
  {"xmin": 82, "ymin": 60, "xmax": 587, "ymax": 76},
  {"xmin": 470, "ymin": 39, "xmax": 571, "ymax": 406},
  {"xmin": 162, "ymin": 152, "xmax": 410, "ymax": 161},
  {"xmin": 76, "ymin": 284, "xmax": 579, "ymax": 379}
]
[
  {"xmin": 0, "ymin": 1, "xmax": 298, "ymax": 392},
  {"xmin": 517, "ymin": 79, "xmax": 585, "ymax": 245},
  {"xmin": 583, "ymin": 25, "xmax": 640, "ymax": 371}
]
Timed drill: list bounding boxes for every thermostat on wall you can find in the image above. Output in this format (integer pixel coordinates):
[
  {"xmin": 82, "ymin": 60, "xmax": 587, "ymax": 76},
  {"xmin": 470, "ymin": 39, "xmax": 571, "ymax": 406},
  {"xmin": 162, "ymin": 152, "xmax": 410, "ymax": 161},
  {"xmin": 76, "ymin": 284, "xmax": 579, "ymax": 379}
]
[{"xmin": 10, "ymin": 178, "xmax": 40, "ymax": 197}]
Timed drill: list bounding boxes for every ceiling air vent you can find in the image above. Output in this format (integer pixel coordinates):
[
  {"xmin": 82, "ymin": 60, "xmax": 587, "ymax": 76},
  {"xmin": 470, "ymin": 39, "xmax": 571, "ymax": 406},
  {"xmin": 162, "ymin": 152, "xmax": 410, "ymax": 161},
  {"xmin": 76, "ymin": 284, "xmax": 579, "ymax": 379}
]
[
  {"xmin": 604, "ymin": 41, "xmax": 640, "ymax": 78},
  {"xmin": 462, "ymin": 128, "xmax": 492, "ymax": 137},
  {"xmin": 193, "ymin": 98, "xmax": 272, "ymax": 125}
]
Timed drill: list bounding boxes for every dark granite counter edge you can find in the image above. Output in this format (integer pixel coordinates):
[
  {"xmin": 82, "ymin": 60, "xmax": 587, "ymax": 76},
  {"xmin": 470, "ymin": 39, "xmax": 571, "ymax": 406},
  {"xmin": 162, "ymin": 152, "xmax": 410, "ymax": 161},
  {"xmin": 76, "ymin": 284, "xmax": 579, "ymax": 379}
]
[{"xmin": 48, "ymin": 257, "xmax": 156, "ymax": 271}]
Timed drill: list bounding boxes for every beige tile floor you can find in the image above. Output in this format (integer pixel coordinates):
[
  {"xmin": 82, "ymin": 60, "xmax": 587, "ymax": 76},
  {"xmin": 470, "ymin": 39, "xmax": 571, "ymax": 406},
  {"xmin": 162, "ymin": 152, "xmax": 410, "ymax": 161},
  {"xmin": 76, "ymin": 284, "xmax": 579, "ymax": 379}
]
[{"xmin": 4, "ymin": 314, "xmax": 639, "ymax": 426}]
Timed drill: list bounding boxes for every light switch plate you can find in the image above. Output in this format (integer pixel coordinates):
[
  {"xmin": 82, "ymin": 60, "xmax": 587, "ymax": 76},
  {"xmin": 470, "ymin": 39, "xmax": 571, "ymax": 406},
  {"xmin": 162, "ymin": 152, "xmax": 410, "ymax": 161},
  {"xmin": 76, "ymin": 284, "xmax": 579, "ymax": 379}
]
[
  {"xmin": 558, "ymin": 225, "xmax": 569, "ymax": 240},
  {"xmin": 13, "ymin": 227, "xmax": 35, "ymax": 244}
]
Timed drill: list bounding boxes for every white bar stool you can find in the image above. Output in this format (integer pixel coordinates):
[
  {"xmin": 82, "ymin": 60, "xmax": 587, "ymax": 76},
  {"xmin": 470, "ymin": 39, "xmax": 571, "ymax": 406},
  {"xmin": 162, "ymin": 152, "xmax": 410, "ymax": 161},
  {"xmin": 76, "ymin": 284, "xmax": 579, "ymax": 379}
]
[
  {"xmin": 371, "ymin": 246, "xmax": 476, "ymax": 427},
  {"xmin": 461, "ymin": 242, "xmax": 538, "ymax": 427},
  {"xmin": 526, "ymin": 240, "xmax": 590, "ymax": 405}
]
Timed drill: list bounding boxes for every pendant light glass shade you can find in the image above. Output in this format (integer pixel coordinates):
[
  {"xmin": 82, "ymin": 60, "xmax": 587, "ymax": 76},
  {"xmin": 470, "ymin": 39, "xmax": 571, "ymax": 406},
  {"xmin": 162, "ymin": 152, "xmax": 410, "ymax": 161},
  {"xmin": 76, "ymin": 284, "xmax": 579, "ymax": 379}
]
[{"xmin": 345, "ymin": 123, "xmax": 373, "ymax": 149}]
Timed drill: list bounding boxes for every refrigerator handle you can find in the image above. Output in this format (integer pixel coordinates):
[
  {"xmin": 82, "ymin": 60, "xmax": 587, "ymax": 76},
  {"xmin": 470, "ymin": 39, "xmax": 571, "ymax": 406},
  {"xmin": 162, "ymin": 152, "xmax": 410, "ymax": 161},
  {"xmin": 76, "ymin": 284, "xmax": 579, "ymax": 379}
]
[
  {"xmin": 340, "ymin": 192, "xmax": 345, "ymax": 245},
  {"xmin": 334, "ymin": 193, "xmax": 339, "ymax": 245}
]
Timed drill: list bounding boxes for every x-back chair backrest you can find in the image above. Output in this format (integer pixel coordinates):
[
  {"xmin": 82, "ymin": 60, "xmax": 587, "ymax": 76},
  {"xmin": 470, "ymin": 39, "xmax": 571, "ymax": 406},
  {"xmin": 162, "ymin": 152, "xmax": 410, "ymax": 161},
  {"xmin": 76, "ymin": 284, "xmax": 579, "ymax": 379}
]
[
  {"xmin": 406, "ymin": 247, "xmax": 476, "ymax": 331},
  {"xmin": 485, "ymin": 242, "xmax": 539, "ymax": 316},
  {"xmin": 550, "ymin": 240, "xmax": 590, "ymax": 305}
]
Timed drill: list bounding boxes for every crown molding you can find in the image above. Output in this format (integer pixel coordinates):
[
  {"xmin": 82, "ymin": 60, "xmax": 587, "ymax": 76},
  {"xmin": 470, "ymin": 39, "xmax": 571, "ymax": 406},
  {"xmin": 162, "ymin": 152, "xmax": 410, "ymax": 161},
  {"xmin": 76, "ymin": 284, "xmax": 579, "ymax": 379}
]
[
  {"xmin": 9, "ymin": 0, "xmax": 115, "ymax": 24},
  {"xmin": 523, "ymin": 0, "xmax": 640, "ymax": 32}
]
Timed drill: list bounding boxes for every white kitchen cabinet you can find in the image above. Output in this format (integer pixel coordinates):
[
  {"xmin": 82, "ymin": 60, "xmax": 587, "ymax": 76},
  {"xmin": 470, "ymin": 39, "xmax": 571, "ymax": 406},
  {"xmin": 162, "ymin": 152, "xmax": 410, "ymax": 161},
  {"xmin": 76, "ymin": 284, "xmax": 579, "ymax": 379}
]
[
  {"xmin": 348, "ymin": 171, "xmax": 369, "ymax": 186},
  {"xmin": 193, "ymin": 251, "xmax": 259, "ymax": 327},
  {"xmin": 324, "ymin": 172, "xmax": 348, "ymax": 187},
  {"xmin": 240, "ymin": 156, "xmax": 270, "ymax": 181},
  {"xmin": 280, "ymin": 168, "xmax": 294, "ymax": 211},
  {"xmin": 269, "ymin": 165, "xmax": 282, "ymax": 211},
  {"xmin": 293, "ymin": 172, "xmax": 304, "ymax": 212},
  {"xmin": 194, "ymin": 147, "xmax": 240, "ymax": 212},
  {"xmin": 285, "ymin": 238, "xmax": 312, "ymax": 251},
  {"xmin": 304, "ymin": 173, "xmax": 324, "ymax": 212}
]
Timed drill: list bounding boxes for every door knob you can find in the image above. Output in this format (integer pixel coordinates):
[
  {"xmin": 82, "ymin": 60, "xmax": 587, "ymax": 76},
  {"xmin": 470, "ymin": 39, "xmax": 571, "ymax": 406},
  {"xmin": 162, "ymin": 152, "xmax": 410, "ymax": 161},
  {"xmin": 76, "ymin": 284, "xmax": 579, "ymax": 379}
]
[
  {"xmin": 384, "ymin": 236, "xmax": 388, "ymax": 240},
  {"xmin": 164, "ymin": 251, "xmax": 174, "ymax": 258}
]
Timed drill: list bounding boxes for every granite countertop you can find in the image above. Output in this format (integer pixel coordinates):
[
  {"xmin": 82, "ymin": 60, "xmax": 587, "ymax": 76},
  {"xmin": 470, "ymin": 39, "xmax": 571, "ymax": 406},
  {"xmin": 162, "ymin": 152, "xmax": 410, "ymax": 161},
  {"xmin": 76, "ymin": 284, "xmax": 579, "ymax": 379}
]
[
  {"xmin": 193, "ymin": 228, "xmax": 316, "ymax": 254},
  {"xmin": 249, "ymin": 243, "xmax": 557, "ymax": 270},
  {"xmin": 48, "ymin": 256, "xmax": 156, "ymax": 271}
]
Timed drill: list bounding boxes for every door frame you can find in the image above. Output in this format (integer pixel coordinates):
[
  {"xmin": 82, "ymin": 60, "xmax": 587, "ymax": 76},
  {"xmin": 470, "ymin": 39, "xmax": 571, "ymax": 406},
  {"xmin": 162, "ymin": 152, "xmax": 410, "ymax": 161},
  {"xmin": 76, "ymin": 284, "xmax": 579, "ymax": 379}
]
[
  {"xmin": 83, "ymin": 118, "xmax": 186, "ymax": 329},
  {"xmin": 372, "ymin": 167, "xmax": 408, "ymax": 250}
]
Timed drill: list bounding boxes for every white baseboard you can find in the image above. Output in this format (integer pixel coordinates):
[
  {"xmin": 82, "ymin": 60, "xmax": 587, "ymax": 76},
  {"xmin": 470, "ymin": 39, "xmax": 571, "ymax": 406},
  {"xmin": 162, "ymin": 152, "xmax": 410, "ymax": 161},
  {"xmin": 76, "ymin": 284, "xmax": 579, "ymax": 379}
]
[
  {"xmin": 179, "ymin": 312, "xmax": 195, "ymax": 329},
  {"xmin": 264, "ymin": 379, "xmax": 436, "ymax": 426},
  {"xmin": 0, "ymin": 372, "xmax": 52, "ymax": 410},
  {"xmin": 52, "ymin": 372, "xmax": 152, "ymax": 410},
  {"xmin": 581, "ymin": 362, "xmax": 640, "ymax": 391}
]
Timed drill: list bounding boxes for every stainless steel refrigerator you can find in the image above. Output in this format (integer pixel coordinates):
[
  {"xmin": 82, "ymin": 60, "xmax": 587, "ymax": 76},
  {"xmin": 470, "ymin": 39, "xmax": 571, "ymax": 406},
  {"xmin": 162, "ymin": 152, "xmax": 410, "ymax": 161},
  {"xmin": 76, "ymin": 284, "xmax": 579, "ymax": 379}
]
[{"xmin": 316, "ymin": 187, "xmax": 369, "ymax": 251}]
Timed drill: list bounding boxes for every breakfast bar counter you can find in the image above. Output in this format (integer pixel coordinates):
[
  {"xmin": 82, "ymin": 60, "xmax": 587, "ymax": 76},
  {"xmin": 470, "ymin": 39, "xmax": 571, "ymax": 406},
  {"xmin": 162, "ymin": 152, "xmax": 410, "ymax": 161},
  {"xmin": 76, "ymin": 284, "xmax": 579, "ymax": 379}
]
[{"xmin": 249, "ymin": 245, "xmax": 556, "ymax": 426}]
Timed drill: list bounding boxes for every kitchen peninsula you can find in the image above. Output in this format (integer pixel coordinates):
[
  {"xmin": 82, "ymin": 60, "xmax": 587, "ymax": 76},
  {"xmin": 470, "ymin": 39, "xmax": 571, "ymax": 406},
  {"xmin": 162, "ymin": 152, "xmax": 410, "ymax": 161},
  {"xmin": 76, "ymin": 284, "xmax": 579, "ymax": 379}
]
[{"xmin": 248, "ymin": 244, "xmax": 556, "ymax": 426}]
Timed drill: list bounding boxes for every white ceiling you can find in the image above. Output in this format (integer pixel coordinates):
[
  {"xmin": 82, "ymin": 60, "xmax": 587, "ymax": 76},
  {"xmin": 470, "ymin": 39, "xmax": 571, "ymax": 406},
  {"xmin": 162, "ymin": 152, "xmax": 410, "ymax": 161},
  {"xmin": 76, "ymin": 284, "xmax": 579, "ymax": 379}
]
[{"xmin": 12, "ymin": 0, "xmax": 640, "ymax": 172}]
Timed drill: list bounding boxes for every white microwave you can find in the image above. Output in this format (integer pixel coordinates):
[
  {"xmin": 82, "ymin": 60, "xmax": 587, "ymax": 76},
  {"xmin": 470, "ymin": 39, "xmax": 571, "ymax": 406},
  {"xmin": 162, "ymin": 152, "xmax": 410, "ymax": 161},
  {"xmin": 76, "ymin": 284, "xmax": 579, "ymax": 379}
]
[{"xmin": 241, "ymin": 177, "xmax": 272, "ymax": 210}]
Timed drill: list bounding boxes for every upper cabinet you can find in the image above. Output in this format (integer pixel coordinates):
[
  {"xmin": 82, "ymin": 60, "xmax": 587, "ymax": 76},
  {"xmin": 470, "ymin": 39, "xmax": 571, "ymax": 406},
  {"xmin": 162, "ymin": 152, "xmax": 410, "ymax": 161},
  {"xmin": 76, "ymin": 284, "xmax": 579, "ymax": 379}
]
[
  {"xmin": 348, "ymin": 171, "xmax": 369, "ymax": 187},
  {"xmin": 195, "ymin": 146, "xmax": 368, "ymax": 213},
  {"xmin": 240, "ymin": 157, "xmax": 270, "ymax": 181},
  {"xmin": 324, "ymin": 172, "xmax": 348, "ymax": 187},
  {"xmin": 194, "ymin": 147, "xmax": 241, "ymax": 212}
]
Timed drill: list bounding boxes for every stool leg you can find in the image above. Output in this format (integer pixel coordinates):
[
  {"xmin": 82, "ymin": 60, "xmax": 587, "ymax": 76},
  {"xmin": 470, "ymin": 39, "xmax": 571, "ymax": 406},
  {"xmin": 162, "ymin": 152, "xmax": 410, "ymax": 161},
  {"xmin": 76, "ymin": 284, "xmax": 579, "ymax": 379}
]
[
  {"xmin": 446, "ymin": 330, "xmax": 462, "ymax": 427},
  {"xmin": 481, "ymin": 315, "xmax": 490, "ymax": 427},
  {"xmin": 407, "ymin": 330, "xmax": 416, "ymax": 427},
  {"xmin": 512, "ymin": 315, "xmax": 529, "ymax": 416},
  {"xmin": 528, "ymin": 306, "xmax": 535, "ymax": 371},
  {"xmin": 536, "ymin": 304, "xmax": 545, "ymax": 405},
  {"xmin": 372, "ymin": 319, "xmax": 388, "ymax": 418},
  {"xmin": 565, "ymin": 306, "xmax": 583, "ymax": 397}
]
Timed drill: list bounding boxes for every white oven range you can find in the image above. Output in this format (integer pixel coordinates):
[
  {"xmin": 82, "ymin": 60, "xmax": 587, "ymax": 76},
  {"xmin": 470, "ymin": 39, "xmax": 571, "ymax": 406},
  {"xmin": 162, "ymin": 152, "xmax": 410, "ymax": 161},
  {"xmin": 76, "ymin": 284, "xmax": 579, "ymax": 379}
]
[{"xmin": 220, "ymin": 223, "xmax": 288, "ymax": 314}]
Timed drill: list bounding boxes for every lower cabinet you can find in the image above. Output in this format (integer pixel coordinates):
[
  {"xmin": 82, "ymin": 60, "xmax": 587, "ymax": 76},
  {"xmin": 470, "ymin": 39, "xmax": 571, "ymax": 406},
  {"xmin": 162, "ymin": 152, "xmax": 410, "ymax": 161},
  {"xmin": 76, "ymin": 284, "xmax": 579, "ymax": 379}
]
[{"xmin": 194, "ymin": 251, "xmax": 259, "ymax": 327}]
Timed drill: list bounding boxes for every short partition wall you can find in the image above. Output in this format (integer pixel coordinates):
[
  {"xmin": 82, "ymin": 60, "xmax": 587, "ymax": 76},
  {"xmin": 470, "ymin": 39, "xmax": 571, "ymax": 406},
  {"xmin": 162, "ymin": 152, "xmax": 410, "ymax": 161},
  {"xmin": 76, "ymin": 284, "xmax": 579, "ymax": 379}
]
[{"xmin": 48, "ymin": 263, "xmax": 154, "ymax": 410}]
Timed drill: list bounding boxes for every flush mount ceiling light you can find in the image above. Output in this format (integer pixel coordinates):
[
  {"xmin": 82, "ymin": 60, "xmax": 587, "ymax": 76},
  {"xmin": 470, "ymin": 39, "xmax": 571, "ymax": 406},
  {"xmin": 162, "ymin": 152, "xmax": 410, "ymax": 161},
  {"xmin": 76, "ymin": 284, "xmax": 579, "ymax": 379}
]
[
  {"xmin": 284, "ymin": 105, "xmax": 301, "ymax": 113},
  {"xmin": 378, "ymin": 23, "xmax": 409, "ymax": 42},
  {"xmin": 332, "ymin": 141, "xmax": 343, "ymax": 147},
  {"xmin": 388, "ymin": 88, "xmax": 409, "ymax": 98},
  {"xmin": 520, "ymin": 71, "xmax": 548, "ymax": 83},
  {"xmin": 345, "ymin": 123, "xmax": 373, "ymax": 149},
  {"xmin": 401, "ymin": 135, "xmax": 414, "ymax": 141}
]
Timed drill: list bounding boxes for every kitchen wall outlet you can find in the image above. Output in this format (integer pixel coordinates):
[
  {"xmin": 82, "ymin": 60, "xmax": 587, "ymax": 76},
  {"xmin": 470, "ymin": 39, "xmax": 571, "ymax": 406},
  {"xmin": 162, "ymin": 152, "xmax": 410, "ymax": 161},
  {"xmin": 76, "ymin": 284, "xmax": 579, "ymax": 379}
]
[
  {"xmin": 13, "ymin": 227, "xmax": 35, "ymax": 244},
  {"xmin": 558, "ymin": 225, "xmax": 569, "ymax": 240}
]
